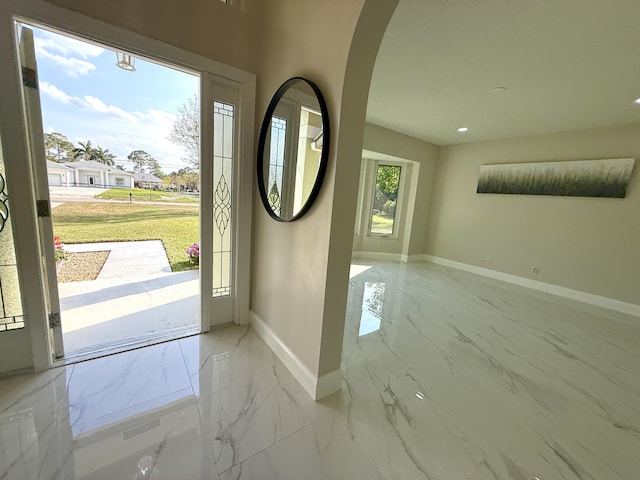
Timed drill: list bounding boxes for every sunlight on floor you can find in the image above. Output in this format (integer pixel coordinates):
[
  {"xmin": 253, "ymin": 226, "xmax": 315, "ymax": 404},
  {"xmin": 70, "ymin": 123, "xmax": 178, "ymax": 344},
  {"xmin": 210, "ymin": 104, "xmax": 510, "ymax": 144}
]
[{"xmin": 349, "ymin": 263, "xmax": 372, "ymax": 279}]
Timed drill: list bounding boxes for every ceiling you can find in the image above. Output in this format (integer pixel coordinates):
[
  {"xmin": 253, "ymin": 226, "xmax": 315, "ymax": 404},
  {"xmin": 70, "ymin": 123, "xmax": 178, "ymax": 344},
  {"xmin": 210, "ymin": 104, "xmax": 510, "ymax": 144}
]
[{"xmin": 366, "ymin": 0, "xmax": 640, "ymax": 146}]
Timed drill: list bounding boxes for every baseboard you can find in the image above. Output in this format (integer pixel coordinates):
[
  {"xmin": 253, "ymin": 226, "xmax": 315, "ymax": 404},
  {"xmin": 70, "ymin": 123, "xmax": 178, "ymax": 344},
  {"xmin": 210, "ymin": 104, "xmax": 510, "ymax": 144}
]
[
  {"xmin": 400, "ymin": 253, "xmax": 427, "ymax": 263},
  {"xmin": 249, "ymin": 311, "xmax": 342, "ymax": 400},
  {"xmin": 352, "ymin": 251, "xmax": 402, "ymax": 262},
  {"xmin": 425, "ymin": 255, "xmax": 640, "ymax": 318}
]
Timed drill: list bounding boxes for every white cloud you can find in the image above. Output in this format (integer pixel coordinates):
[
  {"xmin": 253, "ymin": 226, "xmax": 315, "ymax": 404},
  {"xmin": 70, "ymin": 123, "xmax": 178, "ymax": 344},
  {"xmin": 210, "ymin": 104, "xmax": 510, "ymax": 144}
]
[
  {"xmin": 34, "ymin": 30, "xmax": 103, "ymax": 77},
  {"xmin": 40, "ymin": 81, "xmax": 72, "ymax": 103},
  {"xmin": 82, "ymin": 96, "xmax": 138, "ymax": 122},
  {"xmin": 36, "ymin": 32, "xmax": 104, "ymax": 59},
  {"xmin": 36, "ymin": 48, "xmax": 96, "ymax": 77},
  {"xmin": 40, "ymin": 82, "xmax": 187, "ymax": 172},
  {"xmin": 40, "ymin": 82, "xmax": 138, "ymax": 122}
]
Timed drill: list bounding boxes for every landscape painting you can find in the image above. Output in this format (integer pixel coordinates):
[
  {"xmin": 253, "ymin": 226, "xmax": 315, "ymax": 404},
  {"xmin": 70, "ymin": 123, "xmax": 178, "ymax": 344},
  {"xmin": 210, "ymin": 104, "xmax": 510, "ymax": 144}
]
[{"xmin": 477, "ymin": 158, "xmax": 635, "ymax": 198}]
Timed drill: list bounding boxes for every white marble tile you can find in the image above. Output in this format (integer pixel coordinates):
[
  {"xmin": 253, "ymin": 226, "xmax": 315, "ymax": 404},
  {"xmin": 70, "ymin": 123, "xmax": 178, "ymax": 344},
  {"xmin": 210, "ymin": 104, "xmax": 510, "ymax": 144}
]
[
  {"xmin": 1, "ymin": 259, "xmax": 638, "ymax": 479},
  {"xmin": 67, "ymin": 341, "xmax": 192, "ymax": 432},
  {"xmin": 0, "ymin": 366, "xmax": 74, "ymax": 480},
  {"xmin": 220, "ymin": 414, "xmax": 386, "ymax": 480},
  {"xmin": 0, "ymin": 350, "xmax": 218, "ymax": 479},
  {"xmin": 341, "ymin": 261, "xmax": 640, "ymax": 480},
  {"xmin": 179, "ymin": 326, "xmax": 329, "ymax": 474}
]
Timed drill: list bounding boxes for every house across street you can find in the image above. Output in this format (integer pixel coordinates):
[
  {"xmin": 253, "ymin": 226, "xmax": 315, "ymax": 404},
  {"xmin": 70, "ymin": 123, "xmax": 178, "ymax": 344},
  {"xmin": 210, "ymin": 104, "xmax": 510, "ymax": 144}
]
[{"xmin": 46, "ymin": 160, "xmax": 134, "ymax": 188}]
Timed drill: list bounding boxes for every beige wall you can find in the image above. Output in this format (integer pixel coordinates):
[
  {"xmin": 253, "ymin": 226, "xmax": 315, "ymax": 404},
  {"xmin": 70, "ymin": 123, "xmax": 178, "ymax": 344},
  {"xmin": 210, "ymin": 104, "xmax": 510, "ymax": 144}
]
[
  {"xmin": 46, "ymin": 0, "xmax": 261, "ymax": 73},
  {"xmin": 251, "ymin": 0, "xmax": 391, "ymax": 377},
  {"xmin": 427, "ymin": 123, "xmax": 640, "ymax": 305}
]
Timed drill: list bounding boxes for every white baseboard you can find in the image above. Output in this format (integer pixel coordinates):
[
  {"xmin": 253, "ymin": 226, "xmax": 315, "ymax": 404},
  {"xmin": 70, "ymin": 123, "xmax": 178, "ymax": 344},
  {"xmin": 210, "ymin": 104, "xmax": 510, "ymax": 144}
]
[
  {"xmin": 425, "ymin": 255, "xmax": 640, "ymax": 318},
  {"xmin": 249, "ymin": 311, "xmax": 342, "ymax": 400},
  {"xmin": 352, "ymin": 251, "xmax": 402, "ymax": 262},
  {"xmin": 400, "ymin": 253, "xmax": 427, "ymax": 263}
]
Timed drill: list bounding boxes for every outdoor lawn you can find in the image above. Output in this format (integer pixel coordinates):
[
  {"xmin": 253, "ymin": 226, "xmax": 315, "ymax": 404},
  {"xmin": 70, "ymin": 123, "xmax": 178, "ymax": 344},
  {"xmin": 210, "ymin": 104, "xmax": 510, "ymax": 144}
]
[
  {"xmin": 370, "ymin": 214, "xmax": 394, "ymax": 234},
  {"xmin": 96, "ymin": 188, "xmax": 199, "ymax": 204},
  {"xmin": 52, "ymin": 202, "xmax": 199, "ymax": 271}
]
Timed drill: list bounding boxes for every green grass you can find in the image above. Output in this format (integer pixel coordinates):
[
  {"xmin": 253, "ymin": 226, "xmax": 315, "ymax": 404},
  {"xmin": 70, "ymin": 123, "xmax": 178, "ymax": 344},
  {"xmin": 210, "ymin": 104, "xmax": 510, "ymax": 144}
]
[
  {"xmin": 52, "ymin": 202, "xmax": 199, "ymax": 272},
  {"xmin": 371, "ymin": 214, "xmax": 394, "ymax": 235},
  {"xmin": 96, "ymin": 188, "xmax": 199, "ymax": 204}
]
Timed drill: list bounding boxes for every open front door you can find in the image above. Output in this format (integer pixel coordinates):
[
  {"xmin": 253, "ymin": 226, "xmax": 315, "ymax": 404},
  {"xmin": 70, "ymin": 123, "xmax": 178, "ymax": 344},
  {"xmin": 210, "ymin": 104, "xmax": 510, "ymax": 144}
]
[{"xmin": 18, "ymin": 25, "xmax": 64, "ymax": 358}]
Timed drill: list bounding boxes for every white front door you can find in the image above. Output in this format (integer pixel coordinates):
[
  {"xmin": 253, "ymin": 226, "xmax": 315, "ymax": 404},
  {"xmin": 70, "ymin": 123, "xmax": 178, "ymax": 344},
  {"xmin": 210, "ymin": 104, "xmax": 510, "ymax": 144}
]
[{"xmin": 18, "ymin": 25, "xmax": 65, "ymax": 358}]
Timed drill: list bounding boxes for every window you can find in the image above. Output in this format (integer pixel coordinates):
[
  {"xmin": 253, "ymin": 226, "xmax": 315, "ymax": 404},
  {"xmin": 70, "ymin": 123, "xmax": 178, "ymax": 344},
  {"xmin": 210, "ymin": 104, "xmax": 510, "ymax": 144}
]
[
  {"xmin": 115, "ymin": 177, "xmax": 124, "ymax": 187},
  {"xmin": 369, "ymin": 164, "xmax": 401, "ymax": 236}
]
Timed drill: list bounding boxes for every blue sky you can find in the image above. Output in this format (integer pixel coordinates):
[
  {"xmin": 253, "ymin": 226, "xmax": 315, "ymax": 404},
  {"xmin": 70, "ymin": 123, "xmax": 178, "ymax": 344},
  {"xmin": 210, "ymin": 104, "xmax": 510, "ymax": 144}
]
[{"xmin": 29, "ymin": 24, "xmax": 199, "ymax": 173}]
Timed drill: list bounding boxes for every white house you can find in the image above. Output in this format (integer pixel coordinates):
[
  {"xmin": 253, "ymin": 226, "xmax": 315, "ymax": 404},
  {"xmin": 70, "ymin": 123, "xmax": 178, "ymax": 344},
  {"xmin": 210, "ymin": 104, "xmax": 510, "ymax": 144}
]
[
  {"xmin": 45, "ymin": 160, "xmax": 73, "ymax": 186},
  {"xmin": 134, "ymin": 172, "xmax": 163, "ymax": 189},
  {"xmin": 46, "ymin": 160, "xmax": 134, "ymax": 188}
]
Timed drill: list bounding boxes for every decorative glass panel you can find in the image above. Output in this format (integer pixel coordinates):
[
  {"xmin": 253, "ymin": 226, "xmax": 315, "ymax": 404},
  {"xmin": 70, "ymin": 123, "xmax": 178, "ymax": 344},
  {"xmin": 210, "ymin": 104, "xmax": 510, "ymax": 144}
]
[
  {"xmin": 212, "ymin": 101, "xmax": 234, "ymax": 298},
  {"xmin": 268, "ymin": 116, "xmax": 286, "ymax": 216},
  {"xmin": 0, "ymin": 138, "xmax": 24, "ymax": 331}
]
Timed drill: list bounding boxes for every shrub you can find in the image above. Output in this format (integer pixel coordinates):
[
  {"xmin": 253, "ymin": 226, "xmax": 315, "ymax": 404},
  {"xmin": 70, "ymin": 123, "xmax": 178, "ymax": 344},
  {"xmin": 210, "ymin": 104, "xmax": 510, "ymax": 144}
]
[
  {"xmin": 186, "ymin": 242, "xmax": 200, "ymax": 265},
  {"xmin": 54, "ymin": 235, "xmax": 68, "ymax": 262}
]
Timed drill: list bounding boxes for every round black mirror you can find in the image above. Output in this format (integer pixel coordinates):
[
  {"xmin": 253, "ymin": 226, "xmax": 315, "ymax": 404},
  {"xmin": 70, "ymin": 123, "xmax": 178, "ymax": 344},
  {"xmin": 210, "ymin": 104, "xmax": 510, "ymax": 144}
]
[{"xmin": 257, "ymin": 77, "xmax": 330, "ymax": 221}]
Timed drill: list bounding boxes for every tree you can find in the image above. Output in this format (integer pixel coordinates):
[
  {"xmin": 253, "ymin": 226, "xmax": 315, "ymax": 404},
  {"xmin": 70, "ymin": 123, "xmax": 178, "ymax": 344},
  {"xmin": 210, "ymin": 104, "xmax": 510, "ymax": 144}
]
[
  {"xmin": 128, "ymin": 150, "xmax": 155, "ymax": 173},
  {"xmin": 171, "ymin": 167, "xmax": 199, "ymax": 191},
  {"xmin": 92, "ymin": 146, "xmax": 116, "ymax": 166},
  {"xmin": 376, "ymin": 165, "xmax": 400, "ymax": 198},
  {"xmin": 373, "ymin": 165, "xmax": 400, "ymax": 216},
  {"xmin": 43, "ymin": 132, "xmax": 74, "ymax": 163},
  {"xmin": 168, "ymin": 95, "xmax": 199, "ymax": 170},
  {"xmin": 72, "ymin": 140, "xmax": 96, "ymax": 161},
  {"xmin": 147, "ymin": 157, "xmax": 164, "ymax": 178}
]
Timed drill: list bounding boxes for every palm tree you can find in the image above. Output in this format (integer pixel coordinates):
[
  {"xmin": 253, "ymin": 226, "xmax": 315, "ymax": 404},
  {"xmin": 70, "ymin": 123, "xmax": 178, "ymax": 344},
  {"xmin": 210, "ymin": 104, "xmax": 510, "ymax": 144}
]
[
  {"xmin": 72, "ymin": 140, "xmax": 95, "ymax": 161},
  {"xmin": 92, "ymin": 146, "xmax": 116, "ymax": 166}
]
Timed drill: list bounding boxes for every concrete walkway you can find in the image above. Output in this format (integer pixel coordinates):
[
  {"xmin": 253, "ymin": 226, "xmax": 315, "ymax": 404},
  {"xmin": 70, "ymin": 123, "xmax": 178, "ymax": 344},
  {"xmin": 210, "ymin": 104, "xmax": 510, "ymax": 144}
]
[
  {"xmin": 58, "ymin": 240, "xmax": 199, "ymax": 358},
  {"xmin": 64, "ymin": 240, "xmax": 172, "ymax": 278}
]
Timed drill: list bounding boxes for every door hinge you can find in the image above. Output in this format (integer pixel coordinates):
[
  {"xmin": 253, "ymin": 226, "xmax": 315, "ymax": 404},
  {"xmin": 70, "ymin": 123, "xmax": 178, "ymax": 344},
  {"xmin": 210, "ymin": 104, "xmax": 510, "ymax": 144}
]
[
  {"xmin": 36, "ymin": 199, "xmax": 50, "ymax": 217},
  {"xmin": 22, "ymin": 66, "xmax": 37, "ymax": 89},
  {"xmin": 48, "ymin": 312, "xmax": 61, "ymax": 329}
]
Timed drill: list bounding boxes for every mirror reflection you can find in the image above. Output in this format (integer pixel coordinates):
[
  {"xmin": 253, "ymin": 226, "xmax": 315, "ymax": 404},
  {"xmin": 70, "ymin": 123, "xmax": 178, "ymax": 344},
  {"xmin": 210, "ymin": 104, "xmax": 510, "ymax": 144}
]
[{"xmin": 258, "ymin": 78, "xmax": 329, "ymax": 221}]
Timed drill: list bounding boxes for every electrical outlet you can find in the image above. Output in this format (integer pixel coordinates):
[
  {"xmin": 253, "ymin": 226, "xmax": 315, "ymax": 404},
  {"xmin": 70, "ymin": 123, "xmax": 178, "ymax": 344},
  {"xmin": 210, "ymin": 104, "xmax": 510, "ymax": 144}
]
[
  {"xmin": 531, "ymin": 266, "xmax": 539, "ymax": 275},
  {"xmin": 485, "ymin": 256, "xmax": 491, "ymax": 264}
]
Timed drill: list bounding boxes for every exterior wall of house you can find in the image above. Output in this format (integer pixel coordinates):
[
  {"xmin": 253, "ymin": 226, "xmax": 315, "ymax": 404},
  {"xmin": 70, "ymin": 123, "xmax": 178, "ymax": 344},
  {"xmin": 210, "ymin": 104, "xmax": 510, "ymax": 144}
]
[{"xmin": 108, "ymin": 173, "xmax": 133, "ymax": 188}]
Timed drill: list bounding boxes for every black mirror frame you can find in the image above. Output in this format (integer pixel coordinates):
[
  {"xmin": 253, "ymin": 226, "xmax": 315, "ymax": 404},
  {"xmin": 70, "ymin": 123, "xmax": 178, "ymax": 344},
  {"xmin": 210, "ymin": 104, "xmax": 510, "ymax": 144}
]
[{"xmin": 256, "ymin": 77, "xmax": 330, "ymax": 222}]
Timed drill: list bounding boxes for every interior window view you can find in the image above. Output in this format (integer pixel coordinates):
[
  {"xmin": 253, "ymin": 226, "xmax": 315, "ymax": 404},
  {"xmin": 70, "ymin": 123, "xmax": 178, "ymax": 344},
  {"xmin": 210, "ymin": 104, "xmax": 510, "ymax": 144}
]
[{"xmin": 0, "ymin": 1, "xmax": 639, "ymax": 480}]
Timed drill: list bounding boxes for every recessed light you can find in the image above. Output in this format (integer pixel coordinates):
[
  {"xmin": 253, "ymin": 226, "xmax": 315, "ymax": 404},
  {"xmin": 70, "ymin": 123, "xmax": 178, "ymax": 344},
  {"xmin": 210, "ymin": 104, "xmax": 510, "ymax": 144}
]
[
  {"xmin": 634, "ymin": 98, "xmax": 640, "ymax": 105},
  {"xmin": 457, "ymin": 127, "xmax": 469, "ymax": 133}
]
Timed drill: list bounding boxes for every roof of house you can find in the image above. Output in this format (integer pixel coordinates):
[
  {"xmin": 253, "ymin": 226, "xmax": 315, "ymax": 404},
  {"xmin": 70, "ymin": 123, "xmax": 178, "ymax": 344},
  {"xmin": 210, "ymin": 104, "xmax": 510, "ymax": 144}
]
[
  {"xmin": 134, "ymin": 172, "xmax": 163, "ymax": 183},
  {"xmin": 61, "ymin": 161, "xmax": 134, "ymax": 176},
  {"xmin": 46, "ymin": 160, "xmax": 72, "ymax": 170},
  {"xmin": 65, "ymin": 160, "xmax": 113, "ymax": 171}
]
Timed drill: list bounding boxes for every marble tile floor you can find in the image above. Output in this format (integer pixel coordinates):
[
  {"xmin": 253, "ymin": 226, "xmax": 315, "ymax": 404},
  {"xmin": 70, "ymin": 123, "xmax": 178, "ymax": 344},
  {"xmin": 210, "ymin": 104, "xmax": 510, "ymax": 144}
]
[{"xmin": 0, "ymin": 260, "xmax": 638, "ymax": 479}]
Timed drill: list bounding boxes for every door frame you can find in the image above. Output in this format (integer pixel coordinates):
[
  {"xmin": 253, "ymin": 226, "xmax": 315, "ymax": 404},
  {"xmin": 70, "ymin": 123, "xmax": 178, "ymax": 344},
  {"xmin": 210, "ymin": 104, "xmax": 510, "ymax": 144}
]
[{"xmin": 0, "ymin": 0, "xmax": 255, "ymax": 371}]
